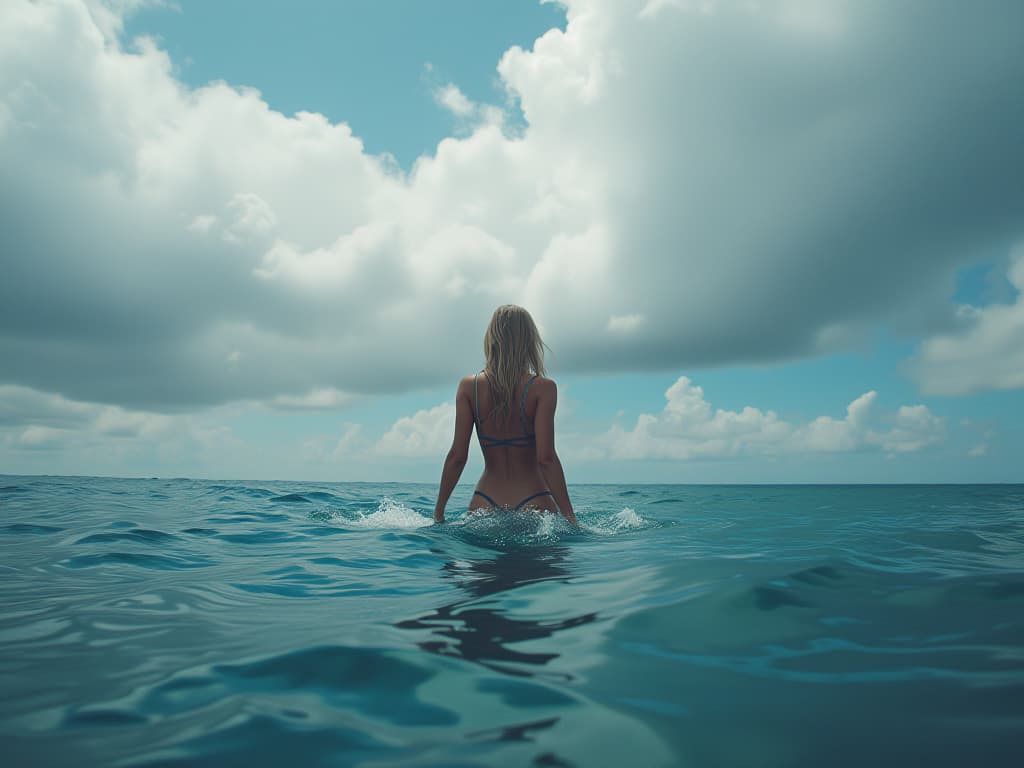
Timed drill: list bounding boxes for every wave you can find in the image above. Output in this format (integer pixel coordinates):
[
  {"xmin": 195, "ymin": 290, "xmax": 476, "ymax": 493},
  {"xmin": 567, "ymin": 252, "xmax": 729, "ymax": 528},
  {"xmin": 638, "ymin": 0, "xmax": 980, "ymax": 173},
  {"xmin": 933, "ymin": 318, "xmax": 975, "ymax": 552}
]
[
  {"xmin": 2, "ymin": 523, "xmax": 64, "ymax": 534},
  {"xmin": 270, "ymin": 493, "xmax": 312, "ymax": 503},
  {"xmin": 60, "ymin": 551, "xmax": 214, "ymax": 570},
  {"xmin": 75, "ymin": 528, "xmax": 178, "ymax": 545}
]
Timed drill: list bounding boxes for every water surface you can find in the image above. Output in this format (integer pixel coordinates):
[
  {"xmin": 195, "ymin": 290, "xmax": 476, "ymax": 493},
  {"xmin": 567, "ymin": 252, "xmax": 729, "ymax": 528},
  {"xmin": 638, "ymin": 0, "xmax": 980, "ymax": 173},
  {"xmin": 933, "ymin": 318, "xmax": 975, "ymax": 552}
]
[{"xmin": 2, "ymin": 477, "xmax": 1022, "ymax": 766}]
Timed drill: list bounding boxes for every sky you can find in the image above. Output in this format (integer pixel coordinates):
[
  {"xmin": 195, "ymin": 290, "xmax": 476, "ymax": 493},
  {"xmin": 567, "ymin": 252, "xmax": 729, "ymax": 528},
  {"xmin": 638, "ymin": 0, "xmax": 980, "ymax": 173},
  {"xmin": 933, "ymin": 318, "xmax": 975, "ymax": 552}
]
[{"xmin": 1, "ymin": 0, "xmax": 1023, "ymax": 484}]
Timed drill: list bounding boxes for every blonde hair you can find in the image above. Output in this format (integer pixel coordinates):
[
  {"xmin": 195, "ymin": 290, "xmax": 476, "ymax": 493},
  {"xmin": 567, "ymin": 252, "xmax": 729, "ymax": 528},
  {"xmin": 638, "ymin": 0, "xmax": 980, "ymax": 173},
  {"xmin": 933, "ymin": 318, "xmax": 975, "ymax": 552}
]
[{"xmin": 482, "ymin": 305, "xmax": 547, "ymax": 421}]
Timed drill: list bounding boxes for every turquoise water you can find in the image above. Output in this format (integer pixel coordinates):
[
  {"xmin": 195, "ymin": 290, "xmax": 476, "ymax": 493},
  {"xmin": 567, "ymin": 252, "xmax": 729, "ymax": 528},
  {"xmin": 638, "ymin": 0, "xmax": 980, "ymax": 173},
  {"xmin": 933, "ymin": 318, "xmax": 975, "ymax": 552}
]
[{"xmin": 2, "ymin": 476, "xmax": 1022, "ymax": 767}]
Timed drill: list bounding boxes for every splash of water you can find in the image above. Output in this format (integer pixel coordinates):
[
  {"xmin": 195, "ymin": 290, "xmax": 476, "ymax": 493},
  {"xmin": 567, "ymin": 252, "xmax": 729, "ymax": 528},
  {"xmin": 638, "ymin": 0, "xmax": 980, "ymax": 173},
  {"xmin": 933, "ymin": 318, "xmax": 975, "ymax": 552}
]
[
  {"xmin": 310, "ymin": 497, "xmax": 433, "ymax": 530},
  {"xmin": 309, "ymin": 499, "xmax": 657, "ymax": 545},
  {"xmin": 582, "ymin": 507, "xmax": 657, "ymax": 536},
  {"xmin": 453, "ymin": 508, "xmax": 574, "ymax": 546}
]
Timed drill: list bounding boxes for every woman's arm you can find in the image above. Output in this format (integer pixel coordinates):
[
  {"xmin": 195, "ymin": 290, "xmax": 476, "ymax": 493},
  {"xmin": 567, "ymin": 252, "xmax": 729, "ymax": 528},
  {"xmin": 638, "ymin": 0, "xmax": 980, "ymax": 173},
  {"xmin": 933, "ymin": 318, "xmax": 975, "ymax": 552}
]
[
  {"xmin": 533, "ymin": 379, "xmax": 578, "ymax": 526},
  {"xmin": 433, "ymin": 378, "xmax": 475, "ymax": 523}
]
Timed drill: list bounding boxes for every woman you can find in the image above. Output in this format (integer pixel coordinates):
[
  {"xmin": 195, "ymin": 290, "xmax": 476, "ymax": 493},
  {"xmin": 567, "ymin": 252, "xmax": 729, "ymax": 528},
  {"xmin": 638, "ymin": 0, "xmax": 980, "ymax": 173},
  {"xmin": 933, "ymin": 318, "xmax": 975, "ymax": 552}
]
[{"xmin": 433, "ymin": 305, "xmax": 577, "ymax": 526}]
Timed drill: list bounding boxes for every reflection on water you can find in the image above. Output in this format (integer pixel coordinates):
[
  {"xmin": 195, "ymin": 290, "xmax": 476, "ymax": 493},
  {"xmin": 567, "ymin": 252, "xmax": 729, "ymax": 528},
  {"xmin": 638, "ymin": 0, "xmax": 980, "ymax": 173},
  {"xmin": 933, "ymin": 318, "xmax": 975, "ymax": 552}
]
[
  {"xmin": 466, "ymin": 715, "xmax": 562, "ymax": 747},
  {"xmin": 393, "ymin": 544, "xmax": 599, "ymax": 764},
  {"xmin": 395, "ymin": 546, "xmax": 598, "ymax": 681}
]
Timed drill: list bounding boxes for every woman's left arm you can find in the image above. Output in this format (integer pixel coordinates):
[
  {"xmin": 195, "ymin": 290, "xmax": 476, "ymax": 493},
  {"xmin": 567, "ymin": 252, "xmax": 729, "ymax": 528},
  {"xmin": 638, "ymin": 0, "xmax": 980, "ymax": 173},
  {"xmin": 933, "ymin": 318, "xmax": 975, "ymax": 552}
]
[{"xmin": 433, "ymin": 378, "xmax": 475, "ymax": 523}]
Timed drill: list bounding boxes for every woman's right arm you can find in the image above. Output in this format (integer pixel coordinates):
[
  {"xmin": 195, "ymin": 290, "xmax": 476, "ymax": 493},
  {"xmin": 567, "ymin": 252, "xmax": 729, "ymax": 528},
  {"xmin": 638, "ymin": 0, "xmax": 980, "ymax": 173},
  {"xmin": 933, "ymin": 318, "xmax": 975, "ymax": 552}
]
[
  {"xmin": 533, "ymin": 379, "xmax": 578, "ymax": 526},
  {"xmin": 433, "ymin": 378, "xmax": 474, "ymax": 523}
]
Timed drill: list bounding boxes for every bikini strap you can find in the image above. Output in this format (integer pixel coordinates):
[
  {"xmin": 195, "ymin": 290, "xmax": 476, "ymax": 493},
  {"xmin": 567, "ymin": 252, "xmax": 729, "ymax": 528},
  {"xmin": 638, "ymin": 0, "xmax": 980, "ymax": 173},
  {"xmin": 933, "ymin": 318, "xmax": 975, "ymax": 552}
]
[{"xmin": 520, "ymin": 375, "xmax": 538, "ymax": 435}]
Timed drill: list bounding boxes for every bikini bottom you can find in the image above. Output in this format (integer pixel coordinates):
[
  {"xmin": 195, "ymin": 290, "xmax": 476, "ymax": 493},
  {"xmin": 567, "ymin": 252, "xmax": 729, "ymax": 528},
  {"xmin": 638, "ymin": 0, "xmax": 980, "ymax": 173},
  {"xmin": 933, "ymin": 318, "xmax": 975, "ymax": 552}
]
[{"xmin": 471, "ymin": 489, "xmax": 555, "ymax": 512}]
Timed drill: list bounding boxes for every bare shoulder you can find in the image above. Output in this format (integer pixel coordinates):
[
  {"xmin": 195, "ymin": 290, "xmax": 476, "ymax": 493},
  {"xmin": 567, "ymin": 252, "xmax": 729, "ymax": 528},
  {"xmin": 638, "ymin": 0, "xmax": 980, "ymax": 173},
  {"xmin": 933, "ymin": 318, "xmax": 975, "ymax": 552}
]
[
  {"xmin": 531, "ymin": 376, "xmax": 557, "ymax": 397},
  {"xmin": 461, "ymin": 370, "xmax": 488, "ymax": 390}
]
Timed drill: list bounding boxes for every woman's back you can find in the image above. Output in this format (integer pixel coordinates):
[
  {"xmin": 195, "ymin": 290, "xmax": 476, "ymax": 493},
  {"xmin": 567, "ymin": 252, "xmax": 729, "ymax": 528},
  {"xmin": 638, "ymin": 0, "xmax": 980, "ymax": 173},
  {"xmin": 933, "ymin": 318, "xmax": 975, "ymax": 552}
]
[
  {"xmin": 432, "ymin": 305, "xmax": 576, "ymax": 525},
  {"xmin": 466, "ymin": 369, "xmax": 563, "ymax": 513},
  {"xmin": 471, "ymin": 371, "xmax": 544, "ymax": 481}
]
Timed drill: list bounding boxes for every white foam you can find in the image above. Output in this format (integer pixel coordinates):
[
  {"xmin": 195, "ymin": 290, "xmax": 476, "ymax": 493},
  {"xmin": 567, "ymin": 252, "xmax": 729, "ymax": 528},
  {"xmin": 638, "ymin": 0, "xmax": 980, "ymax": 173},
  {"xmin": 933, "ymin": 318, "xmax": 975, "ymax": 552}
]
[
  {"xmin": 536, "ymin": 511, "xmax": 556, "ymax": 538},
  {"xmin": 582, "ymin": 506, "xmax": 653, "ymax": 535},
  {"xmin": 315, "ymin": 497, "xmax": 433, "ymax": 530}
]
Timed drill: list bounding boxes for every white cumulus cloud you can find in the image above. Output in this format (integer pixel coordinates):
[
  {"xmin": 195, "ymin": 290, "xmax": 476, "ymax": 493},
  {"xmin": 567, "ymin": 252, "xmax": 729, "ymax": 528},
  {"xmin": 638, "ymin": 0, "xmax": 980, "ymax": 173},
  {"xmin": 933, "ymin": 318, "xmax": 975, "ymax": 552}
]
[
  {"xmin": 434, "ymin": 83, "xmax": 475, "ymax": 117},
  {"xmin": 599, "ymin": 376, "xmax": 944, "ymax": 460},
  {"xmin": 374, "ymin": 402, "xmax": 456, "ymax": 458}
]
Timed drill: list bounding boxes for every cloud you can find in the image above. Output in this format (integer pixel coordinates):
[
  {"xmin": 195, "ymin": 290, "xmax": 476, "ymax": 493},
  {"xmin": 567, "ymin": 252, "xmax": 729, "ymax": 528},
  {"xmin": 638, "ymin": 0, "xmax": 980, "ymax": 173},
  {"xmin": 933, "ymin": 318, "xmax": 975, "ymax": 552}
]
[
  {"xmin": 267, "ymin": 388, "xmax": 354, "ymax": 410},
  {"xmin": 908, "ymin": 246, "xmax": 1024, "ymax": 395},
  {"xmin": 0, "ymin": 384, "xmax": 172, "ymax": 436},
  {"xmin": 374, "ymin": 402, "xmax": 455, "ymax": 457},
  {"xmin": 333, "ymin": 423, "xmax": 364, "ymax": 458},
  {"xmin": 0, "ymin": 373, "xmax": 946, "ymax": 477},
  {"xmin": 0, "ymin": 384, "xmax": 226, "ymax": 455},
  {"xmin": 790, "ymin": 390, "xmax": 877, "ymax": 454},
  {"xmin": 598, "ymin": 376, "xmax": 944, "ymax": 460},
  {"xmin": 302, "ymin": 422, "xmax": 365, "ymax": 463},
  {"xmin": 434, "ymin": 83, "xmax": 475, "ymax": 117},
  {"xmin": 0, "ymin": 385, "xmax": 95, "ymax": 429},
  {"xmin": 607, "ymin": 313, "xmax": 645, "ymax": 334},
  {"xmin": 2, "ymin": 0, "xmax": 1023, "ymax": 415},
  {"xmin": 17, "ymin": 425, "xmax": 72, "ymax": 450},
  {"xmin": 877, "ymin": 405, "xmax": 946, "ymax": 453}
]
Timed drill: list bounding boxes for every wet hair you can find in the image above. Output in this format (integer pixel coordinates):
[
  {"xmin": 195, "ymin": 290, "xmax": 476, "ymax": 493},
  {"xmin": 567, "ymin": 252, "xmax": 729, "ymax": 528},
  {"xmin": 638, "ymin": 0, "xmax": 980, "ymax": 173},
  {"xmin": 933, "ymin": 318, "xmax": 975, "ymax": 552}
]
[{"xmin": 482, "ymin": 305, "xmax": 547, "ymax": 422}]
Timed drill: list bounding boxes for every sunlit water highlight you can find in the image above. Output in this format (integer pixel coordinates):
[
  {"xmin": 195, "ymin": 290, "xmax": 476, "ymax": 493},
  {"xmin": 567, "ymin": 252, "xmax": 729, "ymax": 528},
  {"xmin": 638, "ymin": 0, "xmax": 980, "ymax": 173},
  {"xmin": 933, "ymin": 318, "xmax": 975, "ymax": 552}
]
[{"xmin": 2, "ymin": 477, "xmax": 1023, "ymax": 767}]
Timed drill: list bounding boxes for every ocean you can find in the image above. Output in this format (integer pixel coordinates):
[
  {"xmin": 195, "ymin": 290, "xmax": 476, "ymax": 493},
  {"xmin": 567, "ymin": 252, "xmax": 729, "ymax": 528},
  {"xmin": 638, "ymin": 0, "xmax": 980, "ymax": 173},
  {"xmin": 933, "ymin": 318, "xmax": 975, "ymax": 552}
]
[{"xmin": 1, "ymin": 476, "xmax": 1022, "ymax": 767}]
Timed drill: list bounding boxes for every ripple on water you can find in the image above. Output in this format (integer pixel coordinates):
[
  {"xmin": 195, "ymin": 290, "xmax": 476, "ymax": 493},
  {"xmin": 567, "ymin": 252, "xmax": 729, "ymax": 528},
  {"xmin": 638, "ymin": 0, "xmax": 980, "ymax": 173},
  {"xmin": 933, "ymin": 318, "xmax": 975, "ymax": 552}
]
[
  {"xmin": 206, "ymin": 484, "xmax": 276, "ymax": 499},
  {"xmin": 4, "ymin": 480, "xmax": 1024, "ymax": 768},
  {"xmin": 60, "ymin": 552, "xmax": 214, "ymax": 570},
  {"xmin": 137, "ymin": 645, "xmax": 457, "ymax": 727},
  {"xmin": 2, "ymin": 523, "xmax": 64, "ymax": 534},
  {"xmin": 214, "ymin": 531, "xmax": 304, "ymax": 545},
  {"xmin": 123, "ymin": 714, "xmax": 395, "ymax": 767},
  {"xmin": 305, "ymin": 491, "xmax": 340, "ymax": 502},
  {"xmin": 75, "ymin": 529, "xmax": 178, "ymax": 545},
  {"xmin": 270, "ymin": 493, "xmax": 311, "ymax": 503},
  {"xmin": 207, "ymin": 512, "xmax": 290, "ymax": 524}
]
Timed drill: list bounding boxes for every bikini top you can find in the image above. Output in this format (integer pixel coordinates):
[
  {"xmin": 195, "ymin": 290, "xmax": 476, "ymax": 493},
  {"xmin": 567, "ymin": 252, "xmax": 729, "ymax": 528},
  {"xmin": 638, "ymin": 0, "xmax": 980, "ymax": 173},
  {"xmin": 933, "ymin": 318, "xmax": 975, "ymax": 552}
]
[{"xmin": 473, "ymin": 372, "xmax": 538, "ymax": 449}]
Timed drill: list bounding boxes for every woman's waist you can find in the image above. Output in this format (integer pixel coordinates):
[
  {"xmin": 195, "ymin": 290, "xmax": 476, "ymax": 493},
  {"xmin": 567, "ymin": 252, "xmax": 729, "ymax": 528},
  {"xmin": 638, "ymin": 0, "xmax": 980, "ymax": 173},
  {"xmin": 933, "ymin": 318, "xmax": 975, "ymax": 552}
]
[
  {"xmin": 474, "ymin": 466, "xmax": 550, "ymax": 498},
  {"xmin": 476, "ymin": 466, "xmax": 547, "ymax": 487}
]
